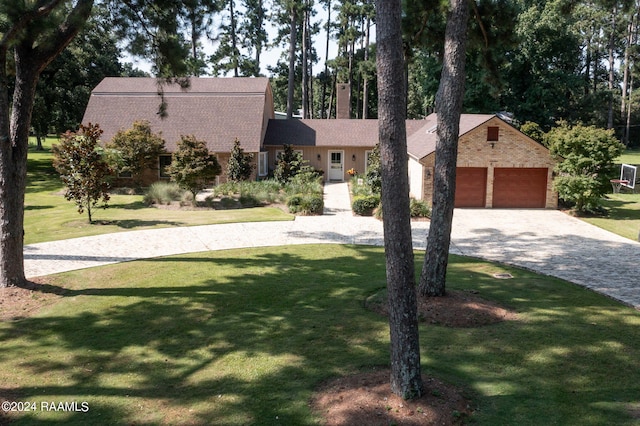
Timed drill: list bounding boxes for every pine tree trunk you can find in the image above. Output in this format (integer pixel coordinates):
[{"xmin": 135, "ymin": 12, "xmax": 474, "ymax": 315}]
[
  {"xmin": 418, "ymin": 0, "xmax": 469, "ymax": 297},
  {"xmin": 376, "ymin": 0, "xmax": 423, "ymax": 400},
  {"xmin": 286, "ymin": 6, "xmax": 298, "ymax": 118}
]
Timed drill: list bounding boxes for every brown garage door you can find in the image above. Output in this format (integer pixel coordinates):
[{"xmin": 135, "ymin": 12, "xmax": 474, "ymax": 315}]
[
  {"xmin": 455, "ymin": 167, "xmax": 487, "ymax": 207},
  {"xmin": 493, "ymin": 168, "xmax": 548, "ymax": 208}
]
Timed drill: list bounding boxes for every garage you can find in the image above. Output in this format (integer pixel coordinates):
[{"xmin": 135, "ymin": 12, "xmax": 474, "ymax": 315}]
[
  {"xmin": 493, "ymin": 168, "xmax": 548, "ymax": 208},
  {"xmin": 455, "ymin": 167, "xmax": 487, "ymax": 207}
]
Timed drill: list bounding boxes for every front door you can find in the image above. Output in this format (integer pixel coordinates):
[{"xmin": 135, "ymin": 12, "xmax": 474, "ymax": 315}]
[{"xmin": 328, "ymin": 151, "xmax": 344, "ymax": 181}]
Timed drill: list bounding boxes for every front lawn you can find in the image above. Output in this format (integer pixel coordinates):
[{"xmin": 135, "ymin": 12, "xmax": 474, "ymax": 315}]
[
  {"xmin": 25, "ymin": 139, "xmax": 293, "ymax": 244},
  {"xmin": 582, "ymin": 193, "xmax": 640, "ymax": 241},
  {"xmin": 1, "ymin": 245, "xmax": 639, "ymax": 425}
]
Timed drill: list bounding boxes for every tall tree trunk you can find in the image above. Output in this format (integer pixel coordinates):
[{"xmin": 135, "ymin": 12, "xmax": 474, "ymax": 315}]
[
  {"xmin": 229, "ymin": 0, "xmax": 240, "ymax": 77},
  {"xmin": 0, "ymin": 0, "xmax": 93, "ymax": 288},
  {"xmin": 608, "ymin": 4, "xmax": 618, "ymax": 130},
  {"xmin": 418, "ymin": 0, "xmax": 469, "ymax": 297},
  {"xmin": 321, "ymin": 0, "xmax": 331, "ymax": 119},
  {"xmin": 302, "ymin": 3, "xmax": 309, "ymax": 119},
  {"xmin": 362, "ymin": 16, "xmax": 370, "ymax": 119},
  {"xmin": 286, "ymin": 6, "xmax": 298, "ymax": 118},
  {"xmin": 376, "ymin": 0, "xmax": 423, "ymax": 400}
]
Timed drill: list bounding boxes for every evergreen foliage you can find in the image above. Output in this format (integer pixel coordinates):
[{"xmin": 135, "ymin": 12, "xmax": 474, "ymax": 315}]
[
  {"xmin": 52, "ymin": 123, "xmax": 114, "ymax": 223},
  {"xmin": 274, "ymin": 144, "xmax": 304, "ymax": 184},
  {"xmin": 168, "ymin": 135, "xmax": 221, "ymax": 201},
  {"xmin": 365, "ymin": 144, "xmax": 381, "ymax": 194},
  {"xmin": 227, "ymin": 138, "xmax": 255, "ymax": 182}
]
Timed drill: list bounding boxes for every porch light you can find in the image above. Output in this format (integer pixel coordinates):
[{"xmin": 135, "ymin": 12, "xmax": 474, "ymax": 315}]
[
  {"xmin": 317, "ymin": 154, "xmax": 321, "ymax": 161},
  {"xmin": 352, "ymin": 154, "xmax": 356, "ymax": 161}
]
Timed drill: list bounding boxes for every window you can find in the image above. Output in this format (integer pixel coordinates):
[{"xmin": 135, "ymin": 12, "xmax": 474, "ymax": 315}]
[
  {"xmin": 117, "ymin": 170, "xmax": 132, "ymax": 179},
  {"xmin": 487, "ymin": 126, "xmax": 499, "ymax": 142},
  {"xmin": 258, "ymin": 152, "xmax": 268, "ymax": 177},
  {"xmin": 159, "ymin": 154, "xmax": 172, "ymax": 178}
]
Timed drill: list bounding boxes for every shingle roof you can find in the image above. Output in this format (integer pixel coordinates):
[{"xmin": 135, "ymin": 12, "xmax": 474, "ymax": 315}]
[
  {"xmin": 263, "ymin": 119, "xmax": 427, "ymax": 147},
  {"xmin": 82, "ymin": 77, "xmax": 272, "ymax": 153},
  {"xmin": 406, "ymin": 113, "xmax": 497, "ymax": 160}
]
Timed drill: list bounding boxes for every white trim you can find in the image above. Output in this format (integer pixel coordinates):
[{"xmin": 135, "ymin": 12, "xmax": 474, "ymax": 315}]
[{"xmin": 258, "ymin": 152, "xmax": 268, "ymax": 177}]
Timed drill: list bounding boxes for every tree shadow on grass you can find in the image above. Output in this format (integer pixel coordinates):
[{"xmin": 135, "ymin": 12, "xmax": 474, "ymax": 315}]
[
  {"xmin": 3, "ymin": 245, "xmax": 640, "ymax": 424},
  {"xmin": 92, "ymin": 219, "xmax": 186, "ymax": 229}
]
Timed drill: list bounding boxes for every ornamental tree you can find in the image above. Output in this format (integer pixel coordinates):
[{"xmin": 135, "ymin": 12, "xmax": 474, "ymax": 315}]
[
  {"xmin": 108, "ymin": 120, "xmax": 166, "ymax": 186},
  {"xmin": 227, "ymin": 138, "xmax": 254, "ymax": 182},
  {"xmin": 168, "ymin": 135, "xmax": 221, "ymax": 201},
  {"xmin": 52, "ymin": 123, "xmax": 114, "ymax": 223},
  {"xmin": 545, "ymin": 122, "xmax": 624, "ymax": 214}
]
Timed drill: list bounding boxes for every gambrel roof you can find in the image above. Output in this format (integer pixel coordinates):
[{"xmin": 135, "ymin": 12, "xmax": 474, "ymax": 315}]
[{"xmin": 82, "ymin": 77, "xmax": 274, "ymax": 153}]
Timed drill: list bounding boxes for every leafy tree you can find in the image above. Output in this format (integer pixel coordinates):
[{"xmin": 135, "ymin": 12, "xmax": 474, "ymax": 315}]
[
  {"xmin": 274, "ymin": 144, "xmax": 303, "ymax": 183},
  {"xmin": 52, "ymin": 123, "xmax": 113, "ymax": 223},
  {"xmin": 418, "ymin": 0, "xmax": 469, "ymax": 298},
  {"xmin": 107, "ymin": 120, "xmax": 166, "ymax": 186},
  {"xmin": 520, "ymin": 121, "xmax": 545, "ymax": 144},
  {"xmin": 545, "ymin": 122, "xmax": 624, "ymax": 213},
  {"xmin": 0, "ymin": 1, "xmax": 194, "ymax": 287},
  {"xmin": 168, "ymin": 135, "xmax": 221, "ymax": 201},
  {"xmin": 376, "ymin": 0, "xmax": 423, "ymax": 400},
  {"xmin": 227, "ymin": 138, "xmax": 254, "ymax": 182}
]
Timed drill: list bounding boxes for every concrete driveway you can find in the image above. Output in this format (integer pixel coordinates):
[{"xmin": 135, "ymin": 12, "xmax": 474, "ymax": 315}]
[
  {"xmin": 445, "ymin": 209, "xmax": 640, "ymax": 309},
  {"xmin": 22, "ymin": 183, "xmax": 640, "ymax": 309}
]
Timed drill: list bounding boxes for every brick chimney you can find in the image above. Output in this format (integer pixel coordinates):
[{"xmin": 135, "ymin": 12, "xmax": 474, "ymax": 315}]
[{"xmin": 336, "ymin": 83, "xmax": 351, "ymax": 119}]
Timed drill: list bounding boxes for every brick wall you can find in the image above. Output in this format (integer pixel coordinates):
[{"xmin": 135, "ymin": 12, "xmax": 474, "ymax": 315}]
[{"xmin": 420, "ymin": 117, "xmax": 558, "ymax": 208}]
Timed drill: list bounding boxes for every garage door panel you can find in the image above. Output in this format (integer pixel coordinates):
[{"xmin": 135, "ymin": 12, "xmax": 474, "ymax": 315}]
[
  {"xmin": 455, "ymin": 167, "xmax": 487, "ymax": 208},
  {"xmin": 493, "ymin": 168, "xmax": 547, "ymax": 208}
]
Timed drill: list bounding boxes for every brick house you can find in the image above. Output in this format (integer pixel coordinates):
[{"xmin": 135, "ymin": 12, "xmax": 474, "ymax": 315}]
[
  {"xmin": 83, "ymin": 77, "xmax": 556, "ymax": 208},
  {"xmin": 82, "ymin": 77, "xmax": 274, "ymax": 185},
  {"xmin": 407, "ymin": 113, "xmax": 557, "ymax": 208}
]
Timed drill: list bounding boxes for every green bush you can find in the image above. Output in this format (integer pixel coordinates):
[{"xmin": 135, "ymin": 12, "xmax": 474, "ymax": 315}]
[
  {"xmin": 286, "ymin": 194, "xmax": 323, "ymax": 215},
  {"xmin": 409, "ymin": 198, "xmax": 431, "ymax": 218},
  {"xmin": 143, "ymin": 181, "xmax": 185, "ymax": 205},
  {"xmin": 352, "ymin": 194, "xmax": 380, "ymax": 216}
]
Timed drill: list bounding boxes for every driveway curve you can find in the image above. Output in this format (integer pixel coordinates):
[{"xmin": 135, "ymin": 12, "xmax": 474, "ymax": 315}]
[{"xmin": 23, "ymin": 183, "xmax": 640, "ymax": 309}]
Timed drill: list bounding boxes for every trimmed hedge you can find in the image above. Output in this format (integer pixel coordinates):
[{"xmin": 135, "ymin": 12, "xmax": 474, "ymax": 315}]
[
  {"xmin": 352, "ymin": 194, "xmax": 380, "ymax": 216},
  {"xmin": 287, "ymin": 194, "xmax": 324, "ymax": 215},
  {"xmin": 409, "ymin": 198, "xmax": 431, "ymax": 218}
]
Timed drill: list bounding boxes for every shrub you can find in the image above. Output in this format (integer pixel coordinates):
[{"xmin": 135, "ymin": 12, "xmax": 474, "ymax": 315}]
[
  {"xmin": 227, "ymin": 138, "xmax": 254, "ymax": 182},
  {"xmin": 286, "ymin": 194, "xmax": 323, "ymax": 215},
  {"xmin": 168, "ymin": 134, "xmax": 221, "ymax": 202},
  {"xmin": 546, "ymin": 122, "xmax": 624, "ymax": 214},
  {"xmin": 409, "ymin": 198, "xmax": 431, "ymax": 218},
  {"xmin": 274, "ymin": 144, "xmax": 304, "ymax": 183},
  {"xmin": 365, "ymin": 144, "xmax": 381, "ymax": 194},
  {"xmin": 144, "ymin": 181, "xmax": 185, "ymax": 205},
  {"xmin": 352, "ymin": 194, "xmax": 380, "ymax": 216},
  {"xmin": 284, "ymin": 168, "xmax": 323, "ymax": 196},
  {"xmin": 107, "ymin": 120, "xmax": 166, "ymax": 186}
]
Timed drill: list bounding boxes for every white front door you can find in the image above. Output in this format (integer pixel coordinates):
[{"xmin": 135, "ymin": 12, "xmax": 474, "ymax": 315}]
[{"xmin": 328, "ymin": 151, "xmax": 344, "ymax": 181}]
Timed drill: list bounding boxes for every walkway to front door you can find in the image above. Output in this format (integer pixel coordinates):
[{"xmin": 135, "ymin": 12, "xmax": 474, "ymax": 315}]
[{"xmin": 322, "ymin": 181, "xmax": 352, "ymax": 216}]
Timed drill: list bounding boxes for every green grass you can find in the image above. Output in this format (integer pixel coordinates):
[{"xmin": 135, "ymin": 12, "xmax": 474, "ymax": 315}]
[
  {"xmin": 25, "ymin": 138, "xmax": 293, "ymax": 244},
  {"xmin": 617, "ymin": 148, "xmax": 640, "ymax": 165},
  {"xmin": 582, "ymin": 193, "xmax": 640, "ymax": 241},
  {"xmin": 2, "ymin": 245, "xmax": 640, "ymax": 425}
]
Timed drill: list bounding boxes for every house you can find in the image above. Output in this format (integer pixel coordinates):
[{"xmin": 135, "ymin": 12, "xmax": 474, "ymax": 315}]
[
  {"xmin": 82, "ymin": 77, "xmax": 274, "ymax": 184},
  {"xmin": 83, "ymin": 77, "xmax": 557, "ymax": 208},
  {"xmin": 407, "ymin": 113, "xmax": 557, "ymax": 208}
]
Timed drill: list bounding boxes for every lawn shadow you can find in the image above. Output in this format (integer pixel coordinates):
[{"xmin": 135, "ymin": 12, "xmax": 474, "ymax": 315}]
[
  {"xmin": 94, "ymin": 219, "xmax": 185, "ymax": 229},
  {"xmin": 5, "ymin": 243, "xmax": 640, "ymax": 424}
]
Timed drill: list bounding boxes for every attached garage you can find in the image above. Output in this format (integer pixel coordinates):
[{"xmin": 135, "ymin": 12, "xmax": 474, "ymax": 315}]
[
  {"xmin": 407, "ymin": 114, "xmax": 558, "ymax": 209},
  {"xmin": 493, "ymin": 168, "xmax": 548, "ymax": 208},
  {"xmin": 455, "ymin": 168, "xmax": 487, "ymax": 207}
]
